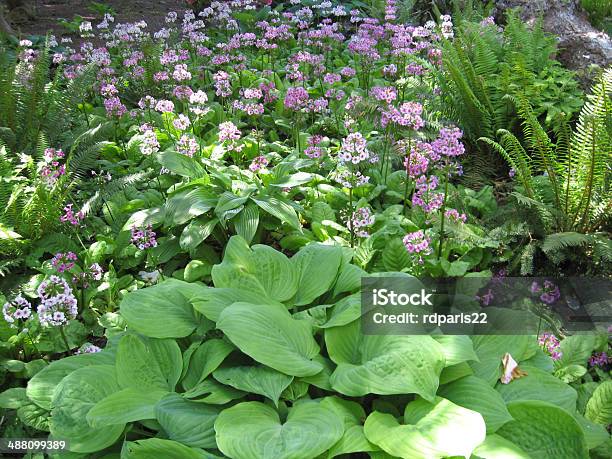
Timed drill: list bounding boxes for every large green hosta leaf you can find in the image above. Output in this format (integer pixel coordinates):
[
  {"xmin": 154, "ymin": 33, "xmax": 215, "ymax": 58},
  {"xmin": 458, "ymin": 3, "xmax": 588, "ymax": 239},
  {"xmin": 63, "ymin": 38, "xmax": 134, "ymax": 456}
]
[
  {"xmin": 191, "ymin": 287, "xmax": 266, "ymax": 322},
  {"xmin": 497, "ymin": 401, "xmax": 588, "ymax": 459},
  {"xmin": 119, "ymin": 280, "xmax": 202, "ymax": 338},
  {"xmin": 472, "ymin": 434, "xmax": 531, "ymax": 458},
  {"xmin": 122, "ymin": 438, "xmax": 219, "ymax": 459},
  {"xmin": 50, "ymin": 365, "xmax": 124, "ymax": 453},
  {"xmin": 363, "ymin": 398, "xmax": 486, "ymax": 459},
  {"xmin": 216, "ymin": 302, "xmax": 322, "ymax": 377},
  {"xmin": 469, "ymin": 335, "xmax": 536, "ymax": 385},
  {"xmin": 585, "ymin": 381, "xmax": 612, "ymax": 425},
  {"xmin": 27, "ymin": 351, "xmax": 115, "ymax": 410},
  {"xmin": 215, "ymin": 401, "xmax": 344, "ymax": 459},
  {"xmin": 326, "ymin": 320, "xmax": 444, "ymax": 400},
  {"xmin": 292, "ymin": 243, "xmax": 343, "ymax": 306},
  {"xmin": 115, "ymin": 335, "xmax": 182, "ymax": 392},
  {"xmin": 87, "ymin": 388, "xmax": 167, "ymax": 427},
  {"xmin": 155, "ymin": 393, "xmax": 220, "ymax": 449},
  {"xmin": 213, "ymin": 366, "xmax": 293, "ymax": 406},
  {"xmin": 211, "ymin": 236, "xmax": 298, "ymax": 302},
  {"xmin": 495, "ymin": 367, "xmax": 577, "ymax": 413},
  {"xmin": 438, "ymin": 375, "xmax": 512, "ymax": 433},
  {"xmin": 181, "ymin": 338, "xmax": 234, "ymax": 391},
  {"xmin": 321, "ymin": 397, "xmax": 379, "ymax": 458}
]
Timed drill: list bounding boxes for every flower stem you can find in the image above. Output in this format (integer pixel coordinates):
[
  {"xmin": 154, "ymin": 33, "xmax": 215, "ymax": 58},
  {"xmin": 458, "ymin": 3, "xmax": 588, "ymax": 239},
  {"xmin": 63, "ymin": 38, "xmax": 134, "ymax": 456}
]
[
  {"xmin": 59, "ymin": 326, "xmax": 71, "ymax": 353},
  {"xmin": 437, "ymin": 168, "xmax": 450, "ymax": 259}
]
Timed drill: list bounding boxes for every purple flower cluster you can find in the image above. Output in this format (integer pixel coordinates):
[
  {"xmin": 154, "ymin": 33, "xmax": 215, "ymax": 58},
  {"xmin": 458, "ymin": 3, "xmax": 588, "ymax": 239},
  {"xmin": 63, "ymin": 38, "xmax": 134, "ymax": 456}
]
[
  {"xmin": 381, "ymin": 102, "xmax": 425, "ymax": 129},
  {"xmin": 403, "ymin": 230, "xmax": 432, "ymax": 262},
  {"xmin": 338, "ymin": 132, "xmax": 371, "ymax": 165},
  {"xmin": 177, "ymin": 135, "xmax": 198, "ymax": 157},
  {"xmin": 60, "ymin": 204, "xmax": 84, "ymax": 226},
  {"xmin": 131, "ymin": 225, "xmax": 158, "ymax": 250},
  {"xmin": 76, "ymin": 342, "xmax": 102, "ymax": 354},
  {"xmin": 140, "ymin": 129, "xmax": 160, "ymax": 156},
  {"xmin": 305, "ymin": 135, "xmax": 325, "ymax": 159},
  {"xmin": 284, "ymin": 86, "xmax": 310, "ymax": 111},
  {"xmin": 538, "ymin": 333, "xmax": 563, "ymax": 361},
  {"xmin": 41, "ymin": 148, "xmax": 66, "ymax": 187},
  {"xmin": 431, "ymin": 127, "xmax": 465, "ymax": 157},
  {"xmin": 530, "ymin": 280, "xmax": 561, "ymax": 304},
  {"xmin": 412, "ymin": 175, "xmax": 444, "ymax": 213},
  {"xmin": 219, "ymin": 121, "xmax": 241, "ymax": 142},
  {"xmin": 38, "ymin": 293, "xmax": 78, "ymax": 327},
  {"xmin": 249, "ymin": 155, "xmax": 269, "ymax": 172},
  {"xmin": 37, "ymin": 276, "xmax": 78, "ymax": 327},
  {"xmin": 445, "ymin": 208, "xmax": 467, "ymax": 223},
  {"xmin": 588, "ymin": 352, "xmax": 610, "ymax": 368},
  {"xmin": 347, "ymin": 207, "xmax": 374, "ymax": 238},
  {"xmin": 2, "ymin": 296, "xmax": 32, "ymax": 328},
  {"xmin": 72, "ymin": 263, "xmax": 104, "ymax": 288},
  {"xmin": 104, "ymin": 96, "xmax": 127, "ymax": 118},
  {"xmin": 51, "ymin": 252, "xmax": 78, "ymax": 273}
]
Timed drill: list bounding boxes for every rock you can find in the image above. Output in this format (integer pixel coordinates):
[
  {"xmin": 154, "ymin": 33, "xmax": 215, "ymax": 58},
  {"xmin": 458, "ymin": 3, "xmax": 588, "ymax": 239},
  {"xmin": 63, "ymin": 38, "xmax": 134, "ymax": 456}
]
[{"xmin": 493, "ymin": 0, "xmax": 611, "ymax": 84}]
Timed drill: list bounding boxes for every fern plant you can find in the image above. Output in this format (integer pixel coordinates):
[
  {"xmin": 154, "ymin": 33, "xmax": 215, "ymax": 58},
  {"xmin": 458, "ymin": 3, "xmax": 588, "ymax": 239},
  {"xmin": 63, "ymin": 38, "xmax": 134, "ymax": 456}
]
[
  {"xmin": 438, "ymin": 10, "xmax": 584, "ymax": 185},
  {"xmin": 480, "ymin": 68, "xmax": 611, "ymax": 273}
]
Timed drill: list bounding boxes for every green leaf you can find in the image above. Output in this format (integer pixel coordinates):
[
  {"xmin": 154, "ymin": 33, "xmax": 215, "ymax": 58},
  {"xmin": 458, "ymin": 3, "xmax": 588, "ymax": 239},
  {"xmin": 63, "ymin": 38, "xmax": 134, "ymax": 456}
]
[
  {"xmin": 181, "ymin": 339, "xmax": 234, "ymax": 390},
  {"xmin": 17, "ymin": 400, "xmax": 49, "ymax": 431},
  {"xmin": 497, "ymin": 401, "xmax": 588, "ymax": 459},
  {"xmin": 432, "ymin": 335, "xmax": 478, "ymax": 366},
  {"xmin": 50, "ymin": 365, "xmax": 124, "ymax": 453},
  {"xmin": 119, "ymin": 280, "xmax": 200, "ymax": 338},
  {"xmin": 122, "ymin": 438, "xmax": 215, "ymax": 459},
  {"xmin": 180, "ymin": 217, "xmax": 218, "ymax": 251},
  {"xmin": 211, "ymin": 236, "xmax": 298, "ymax": 302},
  {"xmin": 326, "ymin": 320, "xmax": 444, "ymax": 400},
  {"xmin": 183, "ymin": 378, "xmax": 246, "ymax": 404},
  {"xmin": 87, "ymin": 388, "xmax": 167, "ymax": 427},
  {"xmin": 495, "ymin": 367, "xmax": 577, "ymax": 413},
  {"xmin": 382, "ymin": 238, "xmax": 410, "ymax": 271},
  {"xmin": 157, "ymin": 151, "xmax": 207, "ymax": 178},
  {"xmin": 217, "ymin": 302, "xmax": 322, "ymax": 377},
  {"xmin": 27, "ymin": 351, "xmax": 115, "ymax": 410},
  {"xmin": 438, "ymin": 375, "xmax": 513, "ymax": 433},
  {"xmin": 115, "ymin": 335, "xmax": 181, "ymax": 392},
  {"xmin": 155, "ymin": 393, "xmax": 220, "ymax": 449},
  {"xmin": 251, "ymin": 195, "xmax": 301, "ymax": 231},
  {"xmin": 191, "ymin": 287, "xmax": 266, "ymax": 322},
  {"xmin": 292, "ymin": 243, "xmax": 343, "ymax": 306},
  {"xmin": 573, "ymin": 412, "xmax": 609, "ymax": 450},
  {"xmin": 555, "ymin": 335, "xmax": 597, "ymax": 369},
  {"xmin": 469, "ymin": 335, "xmax": 535, "ymax": 385},
  {"xmin": 166, "ymin": 188, "xmax": 217, "ymax": 225},
  {"xmin": 472, "ymin": 434, "xmax": 531, "ymax": 458},
  {"xmin": 213, "ymin": 366, "xmax": 293, "ymax": 407},
  {"xmin": 215, "ymin": 401, "xmax": 344, "ymax": 459},
  {"xmin": 554, "ymin": 364, "xmax": 587, "ymax": 383},
  {"xmin": 0, "ymin": 387, "xmax": 28, "ymax": 409},
  {"xmin": 585, "ymin": 381, "xmax": 612, "ymax": 425},
  {"xmin": 363, "ymin": 398, "xmax": 486, "ymax": 459},
  {"xmin": 234, "ymin": 202, "xmax": 259, "ymax": 244}
]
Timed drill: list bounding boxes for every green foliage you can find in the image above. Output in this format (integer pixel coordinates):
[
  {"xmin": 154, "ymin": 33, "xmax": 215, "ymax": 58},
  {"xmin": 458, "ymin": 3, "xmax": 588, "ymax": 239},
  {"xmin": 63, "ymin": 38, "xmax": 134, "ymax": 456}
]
[
  {"xmin": 581, "ymin": 0, "xmax": 612, "ymax": 35},
  {"xmin": 480, "ymin": 68, "xmax": 611, "ymax": 273},
  {"xmin": 439, "ymin": 11, "xmax": 584, "ymax": 184}
]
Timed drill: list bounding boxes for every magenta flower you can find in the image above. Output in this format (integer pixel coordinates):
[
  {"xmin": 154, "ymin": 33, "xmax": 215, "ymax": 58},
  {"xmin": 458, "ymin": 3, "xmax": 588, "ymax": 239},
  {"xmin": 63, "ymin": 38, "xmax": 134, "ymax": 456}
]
[
  {"xmin": 131, "ymin": 225, "xmax": 158, "ymax": 250},
  {"xmin": 51, "ymin": 252, "xmax": 78, "ymax": 273}
]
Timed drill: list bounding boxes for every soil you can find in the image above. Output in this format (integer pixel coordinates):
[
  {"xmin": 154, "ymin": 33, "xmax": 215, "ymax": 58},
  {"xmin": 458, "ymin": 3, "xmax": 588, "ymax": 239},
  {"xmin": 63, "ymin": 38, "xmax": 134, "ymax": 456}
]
[{"xmin": 5, "ymin": 0, "xmax": 188, "ymax": 39}]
